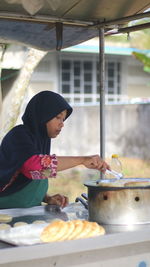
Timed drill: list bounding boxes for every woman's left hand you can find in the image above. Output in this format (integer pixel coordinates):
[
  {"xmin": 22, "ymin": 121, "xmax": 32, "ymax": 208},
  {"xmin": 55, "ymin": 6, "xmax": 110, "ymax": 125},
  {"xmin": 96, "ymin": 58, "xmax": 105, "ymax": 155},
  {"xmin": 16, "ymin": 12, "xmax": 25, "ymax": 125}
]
[
  {"xmin": 83, "ymin": 155, "xmax": 110, "ymax": 173},
  {"xmin": 44, "ymin": 194, "xmax": 69, "ymax": 208}
]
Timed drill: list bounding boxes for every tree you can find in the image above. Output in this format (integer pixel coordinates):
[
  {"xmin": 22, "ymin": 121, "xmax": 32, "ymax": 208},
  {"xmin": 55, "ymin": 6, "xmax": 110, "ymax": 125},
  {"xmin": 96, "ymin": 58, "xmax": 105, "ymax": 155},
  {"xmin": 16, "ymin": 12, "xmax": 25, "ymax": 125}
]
[
  {"xmin": 0, "ymin": 45, "xmax": 7, "ymax": 123},
  {"xmin": 0, "ymin": 47, "xmax": 47, "ymax": 142}
]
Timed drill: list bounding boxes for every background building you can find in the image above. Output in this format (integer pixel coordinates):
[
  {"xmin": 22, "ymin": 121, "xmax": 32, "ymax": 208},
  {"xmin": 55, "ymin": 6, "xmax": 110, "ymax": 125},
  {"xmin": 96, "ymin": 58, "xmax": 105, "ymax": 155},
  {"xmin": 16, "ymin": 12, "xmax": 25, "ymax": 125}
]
[
  {"xmin": 1, "ymin": 39, "xmax": 150, "ymax": 159},
  {"xmin": 31, "ymin": 38, "xmax": 150, "ymax": 105}
]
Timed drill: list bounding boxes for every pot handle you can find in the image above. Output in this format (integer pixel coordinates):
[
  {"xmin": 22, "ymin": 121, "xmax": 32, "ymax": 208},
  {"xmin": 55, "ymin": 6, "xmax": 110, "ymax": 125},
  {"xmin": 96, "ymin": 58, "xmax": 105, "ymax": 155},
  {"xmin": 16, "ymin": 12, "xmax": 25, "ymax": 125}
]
[
  {"xmin": 75, "ymin": 197, "xmax": 88, "ymax": 209},
  {"xmin": 81, "ymin": 193, "xmax": 88, "ymax": 200}
]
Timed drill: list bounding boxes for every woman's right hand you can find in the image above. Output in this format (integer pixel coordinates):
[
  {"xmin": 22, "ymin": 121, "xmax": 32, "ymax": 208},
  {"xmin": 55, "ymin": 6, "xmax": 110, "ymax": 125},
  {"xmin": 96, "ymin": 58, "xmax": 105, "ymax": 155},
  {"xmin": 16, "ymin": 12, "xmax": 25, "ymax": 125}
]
[{"xmin": 82, "ymin": 155, "xmax": 110, "ymax": 173}]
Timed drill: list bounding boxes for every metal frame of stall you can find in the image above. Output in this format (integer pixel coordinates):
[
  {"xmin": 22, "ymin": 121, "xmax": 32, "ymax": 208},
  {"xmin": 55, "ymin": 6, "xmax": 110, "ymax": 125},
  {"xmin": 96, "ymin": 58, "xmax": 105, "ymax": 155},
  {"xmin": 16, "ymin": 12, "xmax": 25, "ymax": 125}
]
[
  {"xmin": 0, "ymin": 10, "xmax": 150, "ymax": 166},
  {"xmin": 0, "ymin": 7, "xmax": 150, "ymax": 267}
]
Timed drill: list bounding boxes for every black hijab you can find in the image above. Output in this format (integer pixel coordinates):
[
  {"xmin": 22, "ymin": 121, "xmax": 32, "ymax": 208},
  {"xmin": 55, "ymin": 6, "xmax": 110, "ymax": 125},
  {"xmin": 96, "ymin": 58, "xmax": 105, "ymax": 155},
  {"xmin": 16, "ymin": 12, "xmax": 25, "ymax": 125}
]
[{"xmin": 0, "ymin": 91, "xmax": 72, "ymax": 192}]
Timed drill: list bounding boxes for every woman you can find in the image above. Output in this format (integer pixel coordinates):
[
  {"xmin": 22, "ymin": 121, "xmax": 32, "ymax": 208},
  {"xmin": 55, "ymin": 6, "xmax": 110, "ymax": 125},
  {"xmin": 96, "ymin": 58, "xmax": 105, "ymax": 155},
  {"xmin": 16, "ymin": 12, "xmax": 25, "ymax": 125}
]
[{"xmin": 0, "ymin": 91, "xmax": 109, "ymax": 209}]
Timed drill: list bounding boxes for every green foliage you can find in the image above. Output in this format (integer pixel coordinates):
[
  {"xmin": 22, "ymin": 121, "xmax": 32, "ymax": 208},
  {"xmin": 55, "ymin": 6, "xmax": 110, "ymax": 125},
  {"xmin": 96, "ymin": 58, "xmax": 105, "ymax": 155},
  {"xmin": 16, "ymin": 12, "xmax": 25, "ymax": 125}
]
[
  {"xmin": 106, "ymin": 19, "xmax": 150, "ymax": 50},
  {"xmin": 132, "ymin": 51, "xmax": 150, "ymax": 73}
]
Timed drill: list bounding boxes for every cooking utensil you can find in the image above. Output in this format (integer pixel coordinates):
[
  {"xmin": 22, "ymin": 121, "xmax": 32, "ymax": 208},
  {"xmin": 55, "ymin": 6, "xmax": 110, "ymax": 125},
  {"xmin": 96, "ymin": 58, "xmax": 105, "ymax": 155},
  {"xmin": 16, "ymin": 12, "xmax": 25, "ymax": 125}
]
[
  {"xmin": 83, "ymin": 178, "xmax": 150, "ymax": 225},
  {"xmin": 45, "ymin": 204, "xmax": 61, "ymax": 212},
  {"xmin": 96, "ymin": 170, "xmax": 123, "ymax": 184},
  {"xmin": 105, "ymin": 169, "xmax": 123, "ymax": 179}
]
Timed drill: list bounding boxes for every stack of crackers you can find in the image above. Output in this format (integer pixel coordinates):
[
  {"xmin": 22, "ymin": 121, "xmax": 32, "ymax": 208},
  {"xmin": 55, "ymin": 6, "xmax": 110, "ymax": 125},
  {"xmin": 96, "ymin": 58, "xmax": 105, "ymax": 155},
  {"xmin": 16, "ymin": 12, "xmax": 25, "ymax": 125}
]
[{"xmin": 40, "ymin": 219, "xmax": 105, "ymax": 242}]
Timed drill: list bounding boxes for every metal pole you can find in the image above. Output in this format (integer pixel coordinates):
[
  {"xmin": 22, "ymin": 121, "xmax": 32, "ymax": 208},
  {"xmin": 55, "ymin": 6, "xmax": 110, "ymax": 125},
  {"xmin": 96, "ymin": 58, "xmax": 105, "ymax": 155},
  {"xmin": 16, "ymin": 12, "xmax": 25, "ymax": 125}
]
[
  {"xmin": 99, "ymin": 28, "xmax": 105, "ymax": 179},
  {"xmin": 0, "ymin": 10, "xmax": 150, "ymax": 28},
  {"xmin": 105, "ymin": 22, "xmax": 150, "ymax": 36},
  {"xmin": 94, "ymin": 10, "xmax": 150, "ymax": 28}
]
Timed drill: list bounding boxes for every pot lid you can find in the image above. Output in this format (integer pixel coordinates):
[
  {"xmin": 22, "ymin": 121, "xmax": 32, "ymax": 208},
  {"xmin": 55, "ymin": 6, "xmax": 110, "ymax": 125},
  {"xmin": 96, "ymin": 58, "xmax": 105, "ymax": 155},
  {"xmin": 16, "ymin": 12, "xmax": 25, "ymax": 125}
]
[{"xmin": 84, "ymin": 178, "xmax": 150, "ymax": 189}]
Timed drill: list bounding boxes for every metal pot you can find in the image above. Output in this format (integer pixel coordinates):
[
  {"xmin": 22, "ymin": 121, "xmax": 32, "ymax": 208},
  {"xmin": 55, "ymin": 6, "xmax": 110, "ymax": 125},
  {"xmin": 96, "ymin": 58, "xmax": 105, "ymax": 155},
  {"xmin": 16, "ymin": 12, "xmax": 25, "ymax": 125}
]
[{"xmin": 84, "ymin": 178, "xmax": 150, "ymax": 225}]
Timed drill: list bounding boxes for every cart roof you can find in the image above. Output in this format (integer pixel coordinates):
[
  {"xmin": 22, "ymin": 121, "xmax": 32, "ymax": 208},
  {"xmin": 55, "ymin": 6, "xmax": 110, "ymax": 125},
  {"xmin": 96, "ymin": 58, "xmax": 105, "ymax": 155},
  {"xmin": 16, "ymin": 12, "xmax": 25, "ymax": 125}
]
[{"xmin": 0, "ymin": 0, "xmax": 150, "ymax": 50}]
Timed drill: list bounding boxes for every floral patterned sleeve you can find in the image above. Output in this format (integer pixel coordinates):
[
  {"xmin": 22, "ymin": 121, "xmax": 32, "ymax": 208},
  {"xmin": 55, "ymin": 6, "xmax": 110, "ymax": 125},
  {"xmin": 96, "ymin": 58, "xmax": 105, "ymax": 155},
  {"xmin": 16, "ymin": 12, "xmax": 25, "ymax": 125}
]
[{"xmin": 20, "ymin": 154, "xmax": 58, "ymax": 179}]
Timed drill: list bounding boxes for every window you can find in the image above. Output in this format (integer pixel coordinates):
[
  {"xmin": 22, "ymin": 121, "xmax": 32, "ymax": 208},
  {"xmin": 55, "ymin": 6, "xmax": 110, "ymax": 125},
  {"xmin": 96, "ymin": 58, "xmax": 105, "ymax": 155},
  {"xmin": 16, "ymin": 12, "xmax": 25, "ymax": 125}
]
[
  {"xmin": 96, "ymin": 61, "xmax": 121, "ymax": 95},
  {"xmin": 106, "ymin": 62, "xmax": 121, "ymax": 95},
  {"xmin": 60, "ymin": 55, "xmax": 122, "ymax": 105}
]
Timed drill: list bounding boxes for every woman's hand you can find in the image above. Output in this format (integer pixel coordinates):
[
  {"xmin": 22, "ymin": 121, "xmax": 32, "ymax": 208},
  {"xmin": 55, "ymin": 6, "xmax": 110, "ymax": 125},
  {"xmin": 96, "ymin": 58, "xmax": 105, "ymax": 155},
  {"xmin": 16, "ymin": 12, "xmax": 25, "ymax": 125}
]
[
  {"xmin": 44, "ymin": 194, "xmax": 69, "ymax": 208},
  {"xmin": 82, "ymin": 155, "xmax": 110, "ymax": 173}
]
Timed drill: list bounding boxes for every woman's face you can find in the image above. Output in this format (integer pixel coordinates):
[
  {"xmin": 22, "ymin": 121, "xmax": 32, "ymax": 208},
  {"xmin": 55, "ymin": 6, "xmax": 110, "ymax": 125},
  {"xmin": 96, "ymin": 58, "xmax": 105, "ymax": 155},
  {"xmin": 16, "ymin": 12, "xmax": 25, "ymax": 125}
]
[{"xmin": 46, "ymin": 110, "xmax": 67, "ymax": 138}]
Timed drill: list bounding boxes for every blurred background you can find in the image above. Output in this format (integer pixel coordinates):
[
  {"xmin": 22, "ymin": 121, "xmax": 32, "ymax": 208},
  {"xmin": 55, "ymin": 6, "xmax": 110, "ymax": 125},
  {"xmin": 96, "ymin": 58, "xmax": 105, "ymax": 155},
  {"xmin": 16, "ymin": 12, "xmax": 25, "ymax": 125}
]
[{"xmin": 1, "ymin": 14, "xmax": 150, "ymax": 202}]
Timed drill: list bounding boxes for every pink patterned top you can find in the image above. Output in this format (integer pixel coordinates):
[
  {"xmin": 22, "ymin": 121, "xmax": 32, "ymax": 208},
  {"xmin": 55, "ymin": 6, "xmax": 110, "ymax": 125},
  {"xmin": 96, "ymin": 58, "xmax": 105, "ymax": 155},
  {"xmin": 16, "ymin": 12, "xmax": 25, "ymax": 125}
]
[
  {"xmin": 20, "ymin": 154, "xmax": 58, "ymax": 179},
  {"xmin": 0, "ymin": 154, "xmax": 58, "ymax": 193}
]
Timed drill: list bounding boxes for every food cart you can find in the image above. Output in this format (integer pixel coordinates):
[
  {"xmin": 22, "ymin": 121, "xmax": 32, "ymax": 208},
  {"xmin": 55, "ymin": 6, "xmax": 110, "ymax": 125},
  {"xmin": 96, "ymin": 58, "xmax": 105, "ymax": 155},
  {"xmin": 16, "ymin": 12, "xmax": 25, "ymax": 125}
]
[
  {"xmin": 1, "ymin": 0, "xmax": 150, "ymax": 160},
  {"xmin": 0, "ymin": 1, "xmax": 150, "ymax": 266}
]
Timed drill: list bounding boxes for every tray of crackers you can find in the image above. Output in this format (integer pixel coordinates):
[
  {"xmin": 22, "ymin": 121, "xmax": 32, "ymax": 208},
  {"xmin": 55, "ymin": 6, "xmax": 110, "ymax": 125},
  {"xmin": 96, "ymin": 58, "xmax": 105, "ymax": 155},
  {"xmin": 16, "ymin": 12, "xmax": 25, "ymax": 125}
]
[{"xmin": 0, "ymin": 219, "xmax": 105, "ymax": 246}]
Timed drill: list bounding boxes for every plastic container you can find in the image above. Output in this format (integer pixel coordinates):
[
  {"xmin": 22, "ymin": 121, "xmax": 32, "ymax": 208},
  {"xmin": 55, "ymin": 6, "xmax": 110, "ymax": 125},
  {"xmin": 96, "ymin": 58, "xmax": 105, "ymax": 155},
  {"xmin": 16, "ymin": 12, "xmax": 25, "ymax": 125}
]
[
  {"xmin": 111, "ymin": 154, "xmax": 122, "ymax": 172},
  {"xmin": 105, "ymin": 154, "xmax": 123, "ymax": 179}
]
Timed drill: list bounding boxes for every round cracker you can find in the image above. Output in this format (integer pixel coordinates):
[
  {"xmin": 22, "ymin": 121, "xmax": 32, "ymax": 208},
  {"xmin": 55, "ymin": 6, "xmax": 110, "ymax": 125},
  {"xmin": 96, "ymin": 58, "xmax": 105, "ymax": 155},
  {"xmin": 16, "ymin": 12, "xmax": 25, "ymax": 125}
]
[
  {"xmin": 97, "ymin": 181, "xmax": 124, "ymax": 188},
  {"xmin": 74, "ymin": 220, "xmax": 93, "ymax": 239},
  {"xmin": 0, "ymin": 214, "xmax": 12, "ymax": 223},
  {"xmin": 124, "ymin": 181, "xmax": 150, "ymax": 187},
  {"xmin": 32, "ymin": 220, "xmax": 46, "ymax": 224},
  {"xmin": 41, "ymin": 220, "xmax": 105, "ymax": 242},
  {"xmin": 67, "ymin": 220, "xmax": 84, "ymax": 240},
  {"xmin": 72, "ymin": 221, "xmax": 105, "ymax": 240},
  {"xmin": 0, "ymin": 223, "xmax": 11, "ymax": 230},
  {"xmin": 59, "ymin": 221, "xmax": 75, "ymax": 241},
  {"xmin": 41, "ymin": 220, "xmax": 68, "ymax": 242},
  {"xmin": 13, "ymin": 222, "xmax": 28, "ymax": 227},
  {"xmin": 86, "ymin": 222, "xmax": 105, "ymax": 238}
]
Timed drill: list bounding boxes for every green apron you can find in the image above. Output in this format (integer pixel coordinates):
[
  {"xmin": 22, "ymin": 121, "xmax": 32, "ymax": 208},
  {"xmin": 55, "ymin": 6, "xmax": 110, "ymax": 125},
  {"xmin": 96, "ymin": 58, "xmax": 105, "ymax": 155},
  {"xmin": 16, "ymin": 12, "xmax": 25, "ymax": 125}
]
[{"xmin": 0, "ymin": 180, "xmax": 48, "ymax": 209}]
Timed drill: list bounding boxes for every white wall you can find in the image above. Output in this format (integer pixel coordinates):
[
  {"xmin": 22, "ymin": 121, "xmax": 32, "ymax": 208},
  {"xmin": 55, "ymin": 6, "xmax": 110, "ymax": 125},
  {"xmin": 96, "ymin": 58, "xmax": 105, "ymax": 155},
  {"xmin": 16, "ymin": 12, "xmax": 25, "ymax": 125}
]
[
  {"xmin": 31, "ymin": 52, "xmax": 59, "ymax": 93},
  {"xmin": 126, "ymin": 56, "xmax": 150, "ymax": 98},
  {"xmin": 51, "ymin": 103, "xmax": 150, "ymax": 160}
]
